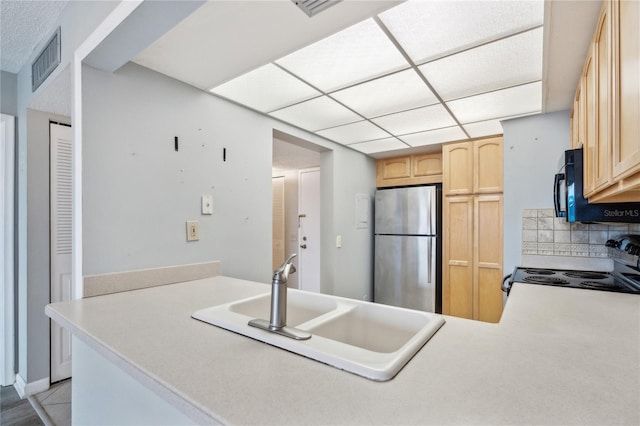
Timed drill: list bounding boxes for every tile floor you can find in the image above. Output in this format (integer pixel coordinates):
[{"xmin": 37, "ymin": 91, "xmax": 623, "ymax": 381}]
[
  {"xmin": 0, "ymin": 385, "xmax": 43, "ymax": 426},
  {"xmin": 31, "ymin": 381, "xmax": 71, "ymax": 426}
]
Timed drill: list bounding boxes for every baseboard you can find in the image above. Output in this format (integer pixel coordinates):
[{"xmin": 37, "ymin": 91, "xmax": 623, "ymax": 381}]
[{"xmin": 14, "ymin": 374, "xmax": 49, "ymax": 398}]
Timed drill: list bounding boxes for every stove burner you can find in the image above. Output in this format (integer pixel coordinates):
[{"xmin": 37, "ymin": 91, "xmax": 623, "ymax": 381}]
[
  {"xmin": 523, "ymin": 276, "xmax": 570, "ymax": 285},
  {"xmin": 564, "ymin": 271, "xmax": 608, "ymax": 280},
  {"xmin": 580, "ymin": 281, "xmax": 620, "ymax": 289},
  {"xmin": 524, "ymin": 269, "xmax": 555, "ymax": 275}
]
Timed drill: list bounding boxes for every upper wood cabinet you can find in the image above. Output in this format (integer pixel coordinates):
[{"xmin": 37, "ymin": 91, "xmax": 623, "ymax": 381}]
[
  {"xmin": 443, "ymin": 137, "xmax": 503, "ymax": 196},
  {"xmin": 376, "ymin": 152, "xmax": 442, "ymax": 188},
  {"xmin": 576, "ymin": 0, "xmax": 640, "ymax": 202}
]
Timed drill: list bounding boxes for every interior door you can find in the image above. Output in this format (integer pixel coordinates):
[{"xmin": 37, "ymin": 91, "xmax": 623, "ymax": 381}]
[
  {"xmin": 298, "ymin": 168, "xmax": 320, "ymax": 293},
  {"xmin": 50, "ymin": 122, "xmax": 72, "ymax": 383}
]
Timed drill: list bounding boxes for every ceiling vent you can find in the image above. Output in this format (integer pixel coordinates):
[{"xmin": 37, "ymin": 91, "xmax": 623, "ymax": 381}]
[
  {"xmin": 32, "ymin": 27, "xmax": 61, "ymax": 92},
  {"xmin": 292, "ymin": 0, "xmax": 342, "ymax": 17}
]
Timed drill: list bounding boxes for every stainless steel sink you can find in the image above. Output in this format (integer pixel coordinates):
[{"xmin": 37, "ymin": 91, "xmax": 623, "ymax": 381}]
[{"xmin": 192, "ymin": 288, "xmax": 445, "ymax": 381}]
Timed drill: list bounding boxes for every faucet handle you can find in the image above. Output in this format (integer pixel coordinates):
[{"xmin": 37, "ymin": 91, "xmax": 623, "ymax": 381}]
[
  {"xmin": 275, "ymin": 253, "xmax": 297, "ymax": 274},
  {"xmin": 273, "ymin": 253, "xmax": 297, "ymax": 283}
]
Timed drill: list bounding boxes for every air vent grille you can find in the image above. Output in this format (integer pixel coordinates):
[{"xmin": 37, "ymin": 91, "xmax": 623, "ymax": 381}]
[
  {"xmin": 292, "ymin": 0, "xmax": 341, "ymax": 17},
  {"xmin": 32, "ymin": 27, "xmax": 61, "ymax": 92}
]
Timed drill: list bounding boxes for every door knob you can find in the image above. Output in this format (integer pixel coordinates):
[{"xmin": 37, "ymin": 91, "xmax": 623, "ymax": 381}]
[{"xmin": 300, "ymin": 244, "xmax": 307, "ymax": 249}]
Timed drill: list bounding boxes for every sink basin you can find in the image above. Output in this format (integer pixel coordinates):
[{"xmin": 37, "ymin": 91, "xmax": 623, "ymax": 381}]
[
  {"xmin": 192, "ymin": 289, "xmax": 445, "ymax": 381},
  {"xmin": 228, "ymin": 291, "xmax": 337, "ymax": 327}
]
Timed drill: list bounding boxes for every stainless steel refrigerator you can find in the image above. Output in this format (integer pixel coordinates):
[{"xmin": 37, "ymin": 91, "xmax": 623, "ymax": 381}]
[{"xmin": 374, "ymin": 185, "xmax": 441, "ymax": 313}]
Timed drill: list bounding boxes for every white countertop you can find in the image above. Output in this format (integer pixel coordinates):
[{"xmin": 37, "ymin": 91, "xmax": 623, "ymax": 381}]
[{"xmin": 46, "ymin": 276, "xmax": 640, "ymax": 425}]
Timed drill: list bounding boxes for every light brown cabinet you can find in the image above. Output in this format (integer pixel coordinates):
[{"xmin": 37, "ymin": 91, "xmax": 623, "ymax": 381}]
[
  {"xmin": 376, "ymin": 152, "xmax": 442, "ymax": 188},
  {"xmin": 442, "ymin": 137, "xmax": 503, "ymax": 323},
  {"xmin": 442, "ymin": 136, "xmax": 503, "ymax": 195},
  {"xmin": 573, "ymin": 0, "xmax": 640, "ymax": 202}
]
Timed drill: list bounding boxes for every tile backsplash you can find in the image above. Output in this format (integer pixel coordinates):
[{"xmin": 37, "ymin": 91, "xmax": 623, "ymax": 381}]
[{"xmin": 522, "ymin": 208, "xmax": 640, "ymax": 258}]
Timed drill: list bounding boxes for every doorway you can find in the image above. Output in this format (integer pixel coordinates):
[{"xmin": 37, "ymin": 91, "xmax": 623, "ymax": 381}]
[
  {"xmin": 50, "ymin": 122, "xmax": 72, "ymax": 383},
  {"xmin": 272, "ymin": 133, "xmax": 324, "ymax": 291}
]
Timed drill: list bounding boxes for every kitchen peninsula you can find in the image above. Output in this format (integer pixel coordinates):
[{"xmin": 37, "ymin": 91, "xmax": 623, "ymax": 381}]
[{"xmin": 46, "ymin": 275, "xmax": 640, "ymax": 425}]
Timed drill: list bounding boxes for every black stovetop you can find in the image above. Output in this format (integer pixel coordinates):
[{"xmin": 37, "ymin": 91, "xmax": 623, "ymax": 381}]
[{"xmin": 510, "ymin": 267, "xmax": 640, "ymax": 294}]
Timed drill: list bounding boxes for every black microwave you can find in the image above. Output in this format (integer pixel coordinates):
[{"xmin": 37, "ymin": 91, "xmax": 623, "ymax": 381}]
[{"xmin": 554, "ymin": 148, "xmax": 640, "ymax": 223}]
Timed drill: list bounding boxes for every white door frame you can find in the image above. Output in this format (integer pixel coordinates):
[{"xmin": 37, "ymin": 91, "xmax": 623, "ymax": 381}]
[
  {"xmin": 1, "ymin": 113, "xmax": 16, "ymax": 386},
  {"xmin": 298, "ymin": 167, "xmax": 321, "ymax": 293}
]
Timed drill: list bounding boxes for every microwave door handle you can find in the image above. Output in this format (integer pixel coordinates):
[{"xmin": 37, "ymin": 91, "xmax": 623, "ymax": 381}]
[{"xmin": 554, "ymin": 173, "xmax": 566, "ymax": 217}]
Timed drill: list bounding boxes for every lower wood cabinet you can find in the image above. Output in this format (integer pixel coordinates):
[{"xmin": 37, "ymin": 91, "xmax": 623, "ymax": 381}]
[{"xmin": 443, "ymin": 194, "xmax": 503, "ymax": 323}]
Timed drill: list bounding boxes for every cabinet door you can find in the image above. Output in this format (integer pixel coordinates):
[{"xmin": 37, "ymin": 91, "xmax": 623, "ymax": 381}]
[
  {"xmin": 413, "ymin": 153, "xmax": 442, "ymax": 177},
  {"xmin": 380, "ymin": 157, "xmax": 411, "ymax": 180},
  {"xmin": 594, "ymin": 3, "xmax": 612, "ymax": 192},
  {"xmin": 442, "ymin": 196, "xmax": 473, "ymax": 319},
  {"xmin": 474, "ymin": 195, "xmax": 503, "ymax": 323},
  {"xmin": 473, "ymin": 137, "xmax": 503, "ymax": 193},
  {"xmin": 612, "ymin": 0, "xmax": 640, "ymax": 180},
  {"xmin": 583, "ymin": 51, "xmax": 597, "ymax": 196},
  {"xmin": 443, "ymin": 142, "xmax": 473, "ymax": 195}
]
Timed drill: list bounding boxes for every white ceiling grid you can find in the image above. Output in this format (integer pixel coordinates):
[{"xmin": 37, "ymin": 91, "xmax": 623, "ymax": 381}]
[{"xmin": 210, "ymin": 0, "xmax": 544, "ymax": 154}]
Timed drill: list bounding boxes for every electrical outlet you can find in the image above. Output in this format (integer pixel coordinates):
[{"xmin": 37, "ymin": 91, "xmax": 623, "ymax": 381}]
[
  {"xmin": 186, "ymin": 221, "xmax": 199, "ymax": 241},
  {"xmin": 202, "ymin": 195, "xmax": 213, "ymax": 215}
]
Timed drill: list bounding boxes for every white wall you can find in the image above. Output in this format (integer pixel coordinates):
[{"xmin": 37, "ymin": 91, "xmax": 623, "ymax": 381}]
[
  {"xmin": 82, "ymin": 62, "xmax": 376, "ymax": 297},
  {"xmin": 502, "ymin": 110, "xmax": 571, "ymax": 275}
]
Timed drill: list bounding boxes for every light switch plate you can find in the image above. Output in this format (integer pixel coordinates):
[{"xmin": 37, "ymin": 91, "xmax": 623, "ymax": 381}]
[
  {"xmin": 187, "ymin": 221, "xmax": 199, "ymax": 241},
  {"xmin": 336, "ymin": 235, "xmax": 342, "ymax": 248},
  {"xmin": 202, "ymin": 195, "xmax": 213, "ymax": 215}
]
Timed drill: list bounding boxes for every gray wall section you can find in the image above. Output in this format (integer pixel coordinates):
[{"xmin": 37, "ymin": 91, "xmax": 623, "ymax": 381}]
[
  {"xmin": 502, "ymin": 110, "xmax": 571, "ymax": 275},
  {"xmin": 24, "ymin": 109, "xmax": 71, "ymax": 382},
  {"xmin": 15, "ymin": 0, "xmax": 119, "ymax": 387},
  {"xmin": 1, "ymin": 71, "xmax": 18, "ymax": 116},
  {"xmin": 82, "ymin": 62, "xmax": 376, "ymax": 297}
]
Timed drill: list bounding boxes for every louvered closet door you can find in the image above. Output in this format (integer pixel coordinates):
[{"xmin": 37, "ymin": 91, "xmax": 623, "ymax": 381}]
[{"xmin": 50, "ymin": 122, "xmax": 72, "ymax": 382}]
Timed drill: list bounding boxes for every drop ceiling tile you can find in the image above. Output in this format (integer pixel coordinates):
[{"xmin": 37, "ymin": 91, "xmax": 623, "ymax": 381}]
[
  {"xmin": 269, "ymin": 96, "xmax": 361, "ymax": 131},
  {"xmin": 275, "ymin": 18, "xmax": 409, "ymax": 92},
  {"xmin": 316, "ymin": 121, "xmax": 390, "ymax": 145},
  {"xmin": 399, "ymin": 126, "xmax": 468, "ymax": 147},
  {"xmin": 419, "ymin": 28, "xmax": 543, "ymax": 101},
  {"xmin": 348, "ymin": 137, "xmax": 408, "ymax": 154},
  {"xmin": 331, "ymin": 69, "xmax": 439, "ymax": 118},
  {"xmin": 463, "ymin": 119, "xmax": 505, "ymax": 138},
  {"xmin": 379, "ymin": 0, "xmax": 544, "ymax": 63},
  {"xmin": 209, "ymin": 63, "xmax": 320, "ymax": 112},
  {"xmin": 371, "ymin": 104, "xmax": 457, "ymax": 136},
  {"xmin": 447, "ymin": 81, "xmax": 542, "ymax": 124}
]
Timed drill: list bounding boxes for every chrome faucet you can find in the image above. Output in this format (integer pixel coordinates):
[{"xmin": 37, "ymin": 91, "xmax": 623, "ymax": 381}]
[{"xmin": 248, "ymin": 254, "xmax": 311, "ymax": 340}]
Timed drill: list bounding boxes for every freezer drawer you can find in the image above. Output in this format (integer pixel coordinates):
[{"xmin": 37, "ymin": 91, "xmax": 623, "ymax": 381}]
[
  {"xmin": 374, "ymin": 235, "xmax": 436, "ymax": 312},
  {"xmin": 375, "ymin": 186, "xmax": 436, "ymax": 235}
]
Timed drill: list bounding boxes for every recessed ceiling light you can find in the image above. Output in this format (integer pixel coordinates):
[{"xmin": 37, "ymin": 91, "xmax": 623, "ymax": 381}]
[
  {"xmin": 331, "ymin": 69, "xmax": 439, "ymax": 118},
  {"xmin": 348, "ymin": 137, "xmax": 409, "ymax": 154},
  {"xmin": 379, "ymin": 0, "xmax": 544, "ymax": 63},
  {"xmin": 399, "ymin": 126, "xmax": 468, "ymax": 147},
  {"xmin": 419, "ymin": 28, "xmax": 543, "ymax": 101},
  {"xmin": 275, "ymin": 18, "xmax": 409, "ymax": 92},
  {"xmin": 371, "ymin": 104, "xmax": 457, "ymax": 136},
  {"xmin": 210, "ymin": 63, "xmax": 320, "ymax": 112},
  {"xmin": 446, "ymin": 81, "xmax": 542, "ymax": 124},
  {"xmin": 269, "ymin": 96, "xmax": 361, "ymax": 131},
  {"xmin": 316, "ymin": 120, "xmax": 390, "ymax": 145}
]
